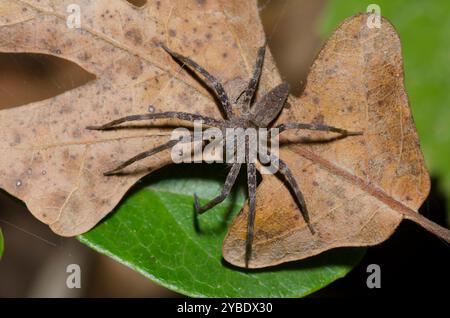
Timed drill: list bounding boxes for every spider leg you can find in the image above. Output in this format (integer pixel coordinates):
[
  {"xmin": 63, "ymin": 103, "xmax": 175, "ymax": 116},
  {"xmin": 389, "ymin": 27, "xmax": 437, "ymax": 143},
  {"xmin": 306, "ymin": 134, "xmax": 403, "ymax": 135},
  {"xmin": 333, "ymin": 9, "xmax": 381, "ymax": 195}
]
[
  {"xmin": 194, "ymin": 163, "xmax": 242, "ymax": 214},
  {"xmin": 272, "ymin": 154, "xmax": 315, "ymax": 235},
  {"xmin": 245, "ymin": 161, "xmax": 257, "ymax": 268},
  {"xmin": 86, "ymin": 112, "xmax": 224, "ymax": 130},
  {"xmin": 236, "ymin": 44, "xmax": 266, "ymax": 112},
  {"xmin": 161, "ymin": 45, "xmax": 234, "ymax": 119},
  {"xmin": 104, "ymin": 136, "xmax": 189, "ymax": 176},
  {"xmin": 242, "ymin": 134, "xmax": 258, "ymax": 268},
  {"xmin": 275, "ymin": 123, "xmax": 363, "ymax": 137}
]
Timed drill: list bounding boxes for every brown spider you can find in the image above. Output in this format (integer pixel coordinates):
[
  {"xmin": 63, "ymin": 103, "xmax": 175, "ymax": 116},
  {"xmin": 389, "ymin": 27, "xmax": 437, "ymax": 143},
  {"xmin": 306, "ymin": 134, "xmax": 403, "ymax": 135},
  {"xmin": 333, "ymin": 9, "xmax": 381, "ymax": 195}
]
[{"xmin": 87, "ymin": 44, "xmax": 361, "ymax": 267}]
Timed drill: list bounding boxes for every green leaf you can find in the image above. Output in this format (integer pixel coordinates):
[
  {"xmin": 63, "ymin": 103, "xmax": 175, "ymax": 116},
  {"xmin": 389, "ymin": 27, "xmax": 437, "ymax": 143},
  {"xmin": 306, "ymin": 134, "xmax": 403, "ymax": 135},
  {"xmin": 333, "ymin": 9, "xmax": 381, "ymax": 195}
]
[
  {"xmin": 321, "ymin": 0, "xmax": 450, "ymax": 220},
  {"xmin": 0, "ymin": 227, "xmax": 4, "ymax": 260},
  {"xmin": 79, "ymin": 164, "xmax": 365, "ymax": 297}
]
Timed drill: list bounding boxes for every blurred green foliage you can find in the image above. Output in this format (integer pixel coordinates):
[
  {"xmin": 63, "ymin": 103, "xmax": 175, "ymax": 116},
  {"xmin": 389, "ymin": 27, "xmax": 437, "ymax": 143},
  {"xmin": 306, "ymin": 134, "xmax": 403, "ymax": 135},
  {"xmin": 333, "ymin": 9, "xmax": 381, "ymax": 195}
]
[{"xmin": 0, "ymin": 228, "xmax": 3, "ymax": 259}]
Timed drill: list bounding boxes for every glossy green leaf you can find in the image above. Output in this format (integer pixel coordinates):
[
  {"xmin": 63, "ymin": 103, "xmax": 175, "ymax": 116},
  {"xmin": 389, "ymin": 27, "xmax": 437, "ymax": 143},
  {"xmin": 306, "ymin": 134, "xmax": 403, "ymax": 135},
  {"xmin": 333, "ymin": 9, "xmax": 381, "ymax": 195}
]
[
  {"xmin": 79, "ymin": 165, "xmax": 365, "ymax": 297},
  {"xmin": 321, "ymin": 0, "xmax": 450, "ymax": 220}
]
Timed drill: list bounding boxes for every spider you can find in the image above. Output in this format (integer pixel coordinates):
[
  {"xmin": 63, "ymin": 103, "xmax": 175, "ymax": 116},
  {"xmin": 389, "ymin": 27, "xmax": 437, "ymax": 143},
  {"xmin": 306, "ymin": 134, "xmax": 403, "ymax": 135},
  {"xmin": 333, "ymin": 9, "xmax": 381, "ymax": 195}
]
[{"xmin": 87, "ymin": 43, "xmax": 361, "ymax": 267}]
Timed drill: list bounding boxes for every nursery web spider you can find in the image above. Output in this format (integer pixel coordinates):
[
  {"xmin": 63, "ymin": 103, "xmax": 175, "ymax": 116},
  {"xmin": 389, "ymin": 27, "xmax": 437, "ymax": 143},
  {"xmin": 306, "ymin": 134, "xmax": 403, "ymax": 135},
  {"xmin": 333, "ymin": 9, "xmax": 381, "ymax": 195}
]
[{"xmin": 88, "ymin": 43, "xmax": 361, "ymax": 267}]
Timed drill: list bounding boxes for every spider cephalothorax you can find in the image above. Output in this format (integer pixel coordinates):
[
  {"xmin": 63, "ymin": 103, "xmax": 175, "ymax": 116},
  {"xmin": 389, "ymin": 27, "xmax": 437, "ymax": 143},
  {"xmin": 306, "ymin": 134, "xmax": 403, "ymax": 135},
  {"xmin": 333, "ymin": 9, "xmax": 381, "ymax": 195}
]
[{"xmin": 88, "ymin": 44, "xmax": 361, "ymax": 267}]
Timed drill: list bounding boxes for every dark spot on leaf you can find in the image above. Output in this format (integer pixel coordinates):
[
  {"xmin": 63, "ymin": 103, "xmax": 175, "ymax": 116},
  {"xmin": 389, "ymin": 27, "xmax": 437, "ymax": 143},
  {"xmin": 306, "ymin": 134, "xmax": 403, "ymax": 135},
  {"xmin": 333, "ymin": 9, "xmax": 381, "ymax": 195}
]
[
  {"xmin": 194, "ymin": 39, "xmax": 203, "ymax": 47},
  {"xmin": 11, "ymin": 132, "xmax": 21, "ymax": 146},
  {"xmin": 72, "ymin": 128, "xmax": 82, "ymax": 138},
  {"xmin": 125, "ymin": 28, "xmax": 143, "ymax": 46},
  {"xmin": 312, "ymin": 114, "xmax": 324, "ymax": 125},
  {"xmin": 77, "ymin": 51, "xmax": 92, "ymax": 61}
]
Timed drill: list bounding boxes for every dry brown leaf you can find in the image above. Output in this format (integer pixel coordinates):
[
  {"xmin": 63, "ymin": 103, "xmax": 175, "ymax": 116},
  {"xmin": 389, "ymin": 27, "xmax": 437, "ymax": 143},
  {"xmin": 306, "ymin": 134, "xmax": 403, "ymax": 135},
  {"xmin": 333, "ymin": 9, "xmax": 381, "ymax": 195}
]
[
  {"xmin": 0, "ymin": 0, "xmax": 281, "ymax": 235},
  {"xmin": 223, "ymin": 14, "xmax": 450, "ymax": 268},
  {"xmin": 1, "ymin": 0, "xmax": 448, "ymax": 269}
]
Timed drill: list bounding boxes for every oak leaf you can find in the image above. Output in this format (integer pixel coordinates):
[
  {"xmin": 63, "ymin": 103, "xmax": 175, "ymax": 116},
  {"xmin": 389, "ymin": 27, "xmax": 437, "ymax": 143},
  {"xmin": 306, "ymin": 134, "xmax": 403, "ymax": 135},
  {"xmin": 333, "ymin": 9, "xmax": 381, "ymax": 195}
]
[
  {"xmin": 223, "ymin": 14, "xmax": 450, "ymax": 268},
  {"xmin": 0, "ymin": 0, "xmax": 448, "ymax": 270},
  {"xmin": 0, "ymin": 0, "xmax": 276, "ymax": 235}
]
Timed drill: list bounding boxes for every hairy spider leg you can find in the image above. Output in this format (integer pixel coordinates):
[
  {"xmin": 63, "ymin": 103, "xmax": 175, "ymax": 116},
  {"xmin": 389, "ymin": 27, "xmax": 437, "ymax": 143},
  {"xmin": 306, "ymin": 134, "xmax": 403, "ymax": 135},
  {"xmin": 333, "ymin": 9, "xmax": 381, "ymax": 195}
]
[
  {"xmin": 275, "ymin": 122, "xmax": 363, "ymax": 136},
  {"xmin": 194, "ymin": 163, "xmax": 242, "ymax": 214},
  {"xmin": 242, "ymin": 135, "xmax": 259, "ymax": 267},
  {"xmin": 162, "ymin": 44, "xmax": 234, "ymax": 120},
  {"xmin": 103, "ymin": 134, "xmax": 201, "ymax": 175},
  {"xmin": 86, "ymin": 111, "xmax": 224, "ymax": 130},
  {"xmin": 259, "ymin": 153, "xmax": 315, "ymax": 234},
  {"xmin": 272, "ymin": 154, "xmax": 315, "ymax": 235},
  {"xmin": 236, "ymin": 44, "xmax": 266, "ymax": 112},
  {"xmin": 245, "ymin": 161, "xmax": 257, "ymax": 268}
]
